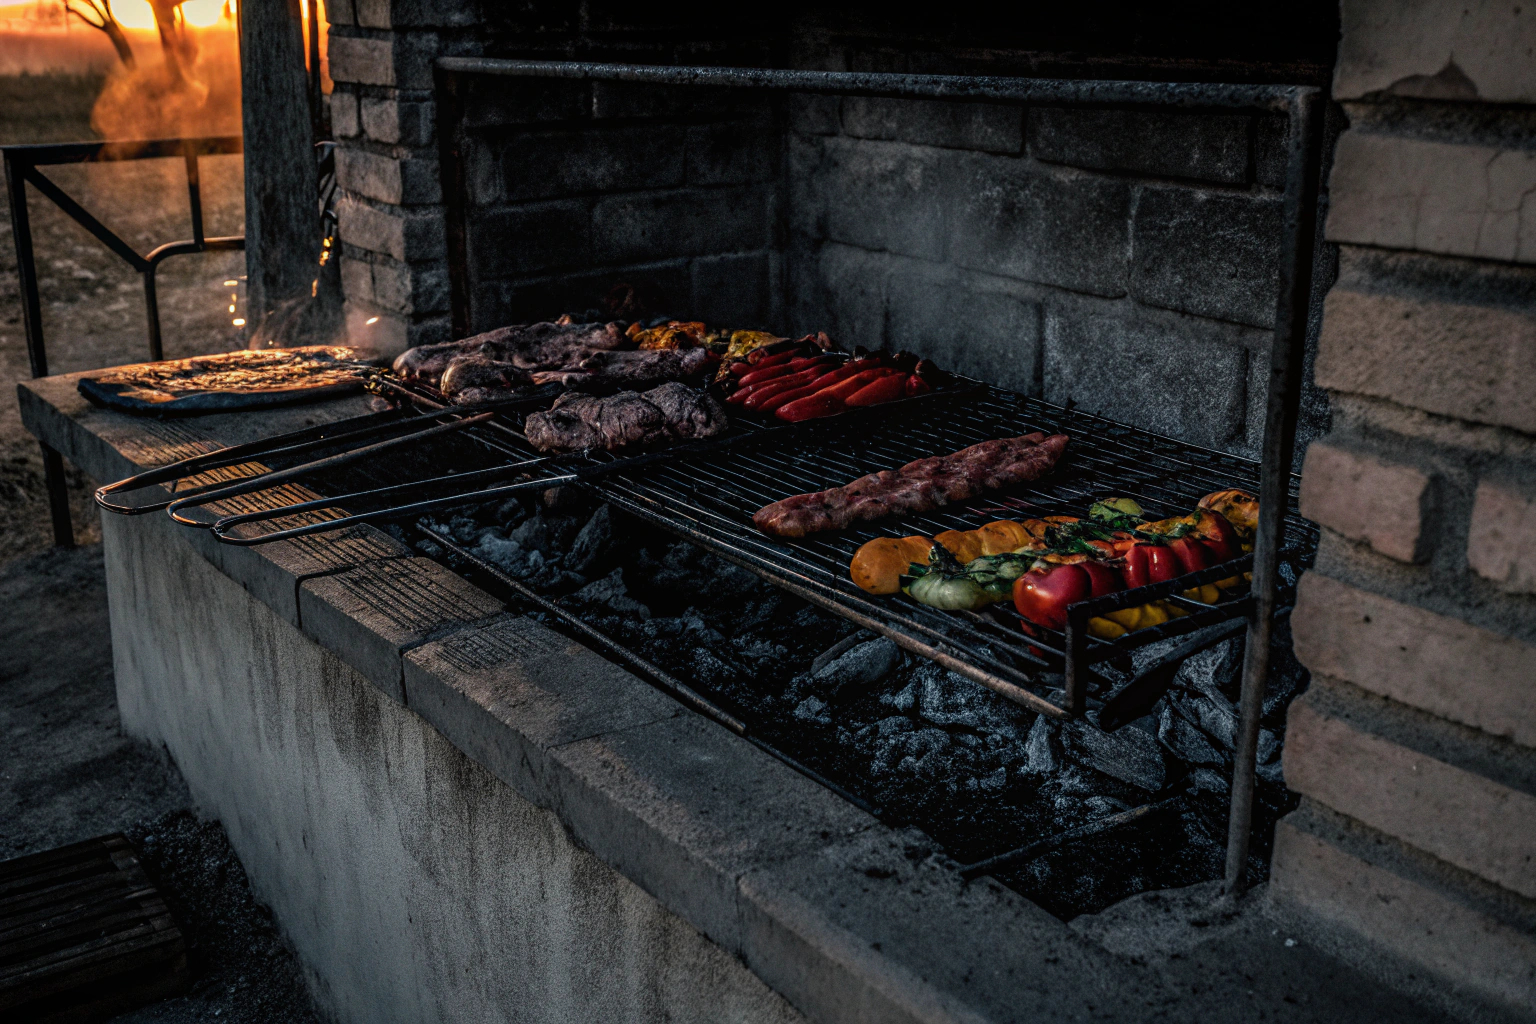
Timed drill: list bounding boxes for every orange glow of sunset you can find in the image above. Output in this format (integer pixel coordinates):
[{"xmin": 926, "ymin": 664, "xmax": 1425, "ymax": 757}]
[{"xmin": 110, "ymin": 0, "xmax": 235, "ymax": 30}]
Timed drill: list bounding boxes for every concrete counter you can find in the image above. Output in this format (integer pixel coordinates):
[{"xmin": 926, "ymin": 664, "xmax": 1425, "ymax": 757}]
[{"xmin": 18, "ymin": 372, "xmax": 1452, "ymax": 1024}]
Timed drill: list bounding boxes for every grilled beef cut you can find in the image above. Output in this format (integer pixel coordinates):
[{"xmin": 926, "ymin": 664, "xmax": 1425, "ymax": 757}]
[
  {"xmin": 532, "ymin": 346, "xmax": 713, "ymax": 391},
  {"xmin": 392, "ymin": 321, "xmax": 626, "ymax": 386},
  {"xmin": 439, "ymin": 356, "xmax": 534, "ymax": 404},
  {"xmin": 524, "ymin": 382, "xmax": 728, "ymax": 453},
  {"xmin": 753, "ymin": 433, "xmax": 1070, "ymax": 538}
]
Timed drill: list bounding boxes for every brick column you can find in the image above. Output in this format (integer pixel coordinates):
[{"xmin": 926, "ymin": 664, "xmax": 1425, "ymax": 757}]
[
  {"xmin": 326, "ymin": 0, "xmax": 480, "ymax": 357},
  {"xmin": 1271, "ymin": 2, "xmax": 1536, "ymax": 1014}
]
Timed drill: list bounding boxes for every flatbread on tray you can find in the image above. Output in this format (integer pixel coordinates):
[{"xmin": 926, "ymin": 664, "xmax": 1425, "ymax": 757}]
[{"xmin": 78, "ymin": 346, "xmax": 383, "ymax": 415}]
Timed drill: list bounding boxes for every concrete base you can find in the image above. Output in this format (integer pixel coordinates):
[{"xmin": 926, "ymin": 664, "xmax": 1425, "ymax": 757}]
[{"xmin": 102, "ymin": 509, "xmax": 803, "ymax": 1024}]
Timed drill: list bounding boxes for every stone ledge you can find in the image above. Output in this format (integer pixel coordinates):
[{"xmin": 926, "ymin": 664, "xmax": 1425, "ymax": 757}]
[{"xmin": 1271, "ymin": 799, "xmax": 1536, "ymax": 1019}]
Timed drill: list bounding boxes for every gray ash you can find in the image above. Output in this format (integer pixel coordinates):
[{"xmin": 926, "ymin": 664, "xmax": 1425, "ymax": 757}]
[{"xmin": 406, "ymin": 496, "xmax": 1304, "ymax": 920}]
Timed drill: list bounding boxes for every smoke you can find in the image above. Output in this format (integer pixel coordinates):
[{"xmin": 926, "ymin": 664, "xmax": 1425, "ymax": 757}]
[{"xmin": 90, "ymin": 22, "xmax": 241, "ymax": 140}]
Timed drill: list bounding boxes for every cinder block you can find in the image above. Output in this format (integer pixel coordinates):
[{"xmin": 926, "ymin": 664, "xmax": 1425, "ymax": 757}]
[
  {"xmin": 787, "ymin": 94, "xmax": 839, "ymax": 136},
  {"xmin": 589, "ymin": 81, "xmax": 738, "ymax": 120},
  {"xmin": 461, "ymin": 76, "xmax": 588, "ymax": 129},
  {"xmin": 809, "ymin": 137, "xmax": 950, "ymax": 262},
  {"xmin": 1042, "ymin": 299, "xmax": 1253, "ymax": 451},
  {"xmin": 788, "ymin": 241, "xmax": 888, "ymax": 352},
  {"xmin": 1314, "ymin": 285, "xmax": 1536, "ymax": 434},
  {"xmin": 326, "ymin": 0, "xmax": 356, "ymax": 25},
  {"xmin": 1028, "ymin": 108, "xmax": 1249, "ymax": 185},
  {"xmin": 691, "ymin": 251, "xmax": 772, "ymax": 327},
  {"xmin": 360, "ymin": 97, "xmax": 434, "ymax": 147},
  {"xmin": 336, "ymin": 194, "xmax": 446, "ymax": 263},
  {"xmin": 1327, "ymin": 131, "xmax": 1536, "ymax": 265},
  {"xmin": 327, "ymin": 35, "xmax": 394, "ymax": 87},
  {"xmin": 1130, "ymin": 186, "xmax": 1282, "ymax": 329},
  {"xmin": 330, "ymin": 90, "xmax": 361, "ymax": 139},
  {"xmin": 353, "ymin": 0, "xmax": 389, "ymax": 28},
  {"xmin": 1284, "ymin": 689, "xmax": 1536, "ymax": 899},
  {"xmin": 1469, "ymin": 479, "xmax": 1536, "ymax": 594},
  {"xmin": 1299, "ymin": 440, "xmax": 1432, "ymax": 563},
  {"xmin": 590, "ymin": 187, "xmax": 767, "ymax": 265},
  {"xmin": 298, "ymin": 557, "xmax": 504, "ymax": 702},
  {"xmin": 339, "ymin": 254, "xmax": 374, "ymax": 304},
  {"xmin": 467, "ymin": 200, "xmax": 591, "ymax": 276},
  {"xmin": 335, "ymin": 148, "xmax": 441, "ymax": 205},
  {"xmin": 884, "ymin": 259, "xmax": 1041, "ymax": 395},
  {"xmin": 1271, "ymin": 800, "xmax": 1536, "ymax": 1015},
  {"xmin": 1292, "ymin": 572, "xmax": 1536, "ymax": 747},
  {"xmin": 686, "ymin": 121, "xmax": 777, "ymax": 187},
  {"xmin": 1335, "ymin": 0, "xmax": 1536, "ymax": 104},
  {"xmin": 496, "ymin": 126, "xmax": 688, "ymax": 204},
  {"xmin": 947, "ymin": 155, "xmax": 1132, "ymax": 298},
  {"xmin": 841, "ymin": 96, "xmax": 1023, "ymax": 154}
]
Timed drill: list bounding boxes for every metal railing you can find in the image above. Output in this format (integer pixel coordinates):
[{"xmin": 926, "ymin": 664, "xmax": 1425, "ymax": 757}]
[{"xmin": 3, "ymin": 134, "xmax": 244, "ymax": 546}]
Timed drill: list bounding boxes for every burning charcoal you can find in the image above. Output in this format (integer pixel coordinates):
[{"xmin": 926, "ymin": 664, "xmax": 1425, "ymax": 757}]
[
  {"xmin": 1257, "ymin": 728, "xmax": 1280, "ymax": 764},
  {"xmin": 1060, "ymin": 719, "xmax": 1167, "ymax": 792},
  {"xmin": 494, "ymin": 498, "xmax": 530, "ymax": 531},
  {"xmin": 912, "ymin": 662, "xmax": 1024, "ymax": 739},
  {"xmin": 876, "ymin": 715, "xmax": 912, "ymax": 738},
  {"xmin": 1257, "ymin": 760, "xmax": 1285, "ymax": 785},
  {"xmin": 1023, "ymin": 714, "xmax": 1058, "ymax": 775},
  {"xmin": 541, "ymin": 485, "xmax": 588, "ymax": 514},
  {"xmin": 793, "ymin": 696, "xmax": 833, "ymax": 725},
  {"xmin": 449, "ymin": 514, "xmax": 480, "ymax": 544},
  {"xmin": 1188, "ymin": 768, "xmax": 1230, "ymax": 795},
  {"xmin": 690, "ymin": 649, "xmax": 737, "ymax": 688},
  {"xmin": 810, "ymin": 632, "xmax": 868, "ymax": 675},
  {"xmin": 880, "ymin": 682, "xmax": 916, "ymax": 712},
  {"xmin": 812, "ymin": 637, "xmax": 900, "ymax": 700},
  {"xmin": 566, "ymin": 504, "xmax": 616, "ymax": 575},
  {"xmin": 1179, "ymin": 691, "xmax": 1238, "ymax": 751},
  {"xmin": 471, "ymin": 532, "xmax": 527, "ymax": 575},
  {"xmin": 510, "ymin": 514, "xmax": 553, "ymax": 555},
  {"xmin": 897, "ymin": 728, "xmax": 952, "ymax": 775},
  {"xmin": 569, "ymin": 568, "xmax": 652, "ymax": 620},
  {"xmin": 1084, "ymin": 795, "xmax": 1132, "ymax": 817},
  {"xmin": 978, "ymin": 766, "xmax": 1009, "ymax": 792},
  {"xmin": 1176, "ymin": 638, "xmax": 1242, "ymax": 703},
  {"xmin": 1157, "ymin": 704, "xmax": 1226, "ymax": 767}
]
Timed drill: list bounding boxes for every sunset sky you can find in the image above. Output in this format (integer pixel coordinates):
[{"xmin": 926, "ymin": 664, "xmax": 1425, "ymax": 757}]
[{"xmin": 0, "ymin": 0, "xmax": 236, "ymax": 28}]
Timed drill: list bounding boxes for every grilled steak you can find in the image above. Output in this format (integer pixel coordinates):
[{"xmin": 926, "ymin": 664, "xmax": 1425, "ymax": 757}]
[
  {"xmin": 532, "ymin": 346, "xmax": 714, "ymax": 391},
  {"xmin": 392, "ymin": 321, "xmax": 627, "ymax": 386},
  {"xmin": 524, "ymin": 382, "xmax": 728, "ymax": 453},
  {"xmin": 753, "ymin": 433, "xmax": 1070, "ymax": 538},
  {"xmin": 440, "ymin": 356, "xmax": 535, "ymax": 404}
]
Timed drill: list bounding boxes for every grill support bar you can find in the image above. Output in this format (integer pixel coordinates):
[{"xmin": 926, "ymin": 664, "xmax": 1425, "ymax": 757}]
[{"xmin": 1224, "ymin": 87, "xmax": 1324, "ymax": 899}]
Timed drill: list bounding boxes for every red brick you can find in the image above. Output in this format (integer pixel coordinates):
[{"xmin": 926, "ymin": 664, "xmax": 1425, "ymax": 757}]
[
  {"xmin": 1315, "ymin": 286, "xmax": 1536, "ymax": 434},
  {"xmin": 1298, "ymin": 440, "xmax": 1430, "ymax": 562},
  {"xmin": 1468, "ymin": 480, "xmax": 1536, "ymax": 595},
  {"xmin": 1284, "ymin": 694, "xmax": 1536, "ymax": 899},
  {"xmin": 1292, "ymin": 573, "xmax": 1536, "ymax": 747}
]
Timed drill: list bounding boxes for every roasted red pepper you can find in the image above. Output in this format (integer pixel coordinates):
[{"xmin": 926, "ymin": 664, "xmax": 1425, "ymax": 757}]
[
  {"xmin": 844, "ymin": 373, "xmax": 910, "ymax": 407},
  {"xmin": 754, "ymin": 360, "xmax": 882, "ymax": 414},
  {"xmin": 736, "ymin": 355, "xmax": 836, "ymax": 388},
  {"xmin": 1122, "ymin": 543, "xmax": 1180, "ymax": 590},
  {"xmin": 1167, "ymin": 536, "xmax": 1213, "ymax": 576},
  {"xmin": 775, "ymin": 368, "xmax": 900, "ymax": 422},
  {"xmin": 1189, "ymin": 508, "xmax": 1241, "ymax": 562},
  {"xmin": 736, "ymin": 366, "xmax": 838, "ymax": 408},
  {"xmin": 905, "ymin": 374, "xmax": 931, "ymax": 397}
]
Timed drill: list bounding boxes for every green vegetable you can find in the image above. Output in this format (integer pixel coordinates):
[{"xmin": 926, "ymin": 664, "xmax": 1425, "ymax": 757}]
[
  {"xmin": 1088, "ymin": 496, "xmax": 1146, "ymax": 532},
  {"xmin": 903, "ymin": 570, "xmax": 993, "ymax": 610},
  {"xmin": 965, "ymin": 553, "xmax": 1036, "ymax": 600}
]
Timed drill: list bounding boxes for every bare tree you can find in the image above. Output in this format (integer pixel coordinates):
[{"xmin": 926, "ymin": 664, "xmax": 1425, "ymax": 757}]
[
  {"xmin": 148, "ymin": 0, "xmax": 197, "ymax": 87},
  {"xmin": 64, "ymin": 0, "xmax": 136, "ymax": 68}
]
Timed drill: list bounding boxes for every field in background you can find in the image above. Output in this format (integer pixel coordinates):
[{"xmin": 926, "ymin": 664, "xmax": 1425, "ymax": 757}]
[{"xmin": 1, "ymin": 72, "xmax": 246, "ymax": 561}]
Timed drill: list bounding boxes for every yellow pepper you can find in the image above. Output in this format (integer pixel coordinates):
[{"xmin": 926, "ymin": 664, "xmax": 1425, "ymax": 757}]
[{"xmin": 1181, "ymin": 584, "xmax": 1222, "ymax": 604}]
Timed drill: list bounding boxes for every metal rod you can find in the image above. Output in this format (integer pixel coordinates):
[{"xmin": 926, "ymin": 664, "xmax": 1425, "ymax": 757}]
[
  {"xmin": 209, "ymin": 458, "xmax": 558, "ymax": 529},
  {"xmin": 436, "ymin": 58, "xmax": 1299, "ymax": 112},
  {"xmin": 1224, "ymin": 88, "xmax": 1323, "ymax": 897},
  {"xmin": 143, "ymin": 264, "xmax": 164, "ymax": 362},
  {"xmin": 21, "ymin": 164, "xmax": 150, "ymax": 271},
  {"xmin": 165, "ymin": 411, "xmax": 497, "ymax": 524},
  {"xmin": 5, "ymin": 153, "xmax": 47, "ymax": 379},
  {"xmin": 959, "ymin": 797, "xmax": 1182, "ymax": 879},
  {"xmin": 0, "ymin": 136, "xmax": 242, "ymax": 167},
  {"xmin": 183, "ymin": 142, "xmax": 204, "ymax": 246},
  {"xmin": 40, "ymin": 444, "xmax": 75, "ymax": 549},
  {"xmin": 420, "ymin": 526, "xmax": 883, "ymax": 819}
]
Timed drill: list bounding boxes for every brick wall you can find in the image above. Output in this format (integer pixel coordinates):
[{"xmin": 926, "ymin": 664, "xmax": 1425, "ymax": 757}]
[{"xmin": 1271, "ymin": 2, "xmax": 1536, "ymax": 1015}]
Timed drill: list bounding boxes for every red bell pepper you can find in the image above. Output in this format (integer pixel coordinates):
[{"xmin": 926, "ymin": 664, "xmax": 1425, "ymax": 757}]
[
  {"xmin": 1079, "ymin": 561, "xmax": 1124, "ymax": 597},
  {"xmin": 775, "ymin": 368, "xmax": 901, "ymax": 422},
  {"xmin": 1122, "ymin": 543, "xmax": 1179, "ymax": 590},
  {"xmin": 736, "ymin": 355, "xmax": 836, "ymax": 388},
  {"xmin": 1167, "ymin": 536, "xmax": 1213, "ymax": 576},
  {"xmin": 844, "ymin": 373, "xmax": 910, "ymax": 408},
  {"xmin": 1189, "ymin": 508, "xmax": 1241, "ymax": 562},
  {"xmin": 1013, "ymin": 564, "xmax": 1094, "ymax": 631},
  {"xmin": 905, "ymin": 374, "xmax": 931, "ymax": 397}
]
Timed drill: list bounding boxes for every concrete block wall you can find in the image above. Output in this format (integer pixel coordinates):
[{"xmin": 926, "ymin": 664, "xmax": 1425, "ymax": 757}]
[
  {"xmin": 780, "ymin": 91, "xmax": 1291, "ymax": 455},
  {"xmin": 1272, "ymin": 1, "xmax": 1536, "ymax": 1015}
]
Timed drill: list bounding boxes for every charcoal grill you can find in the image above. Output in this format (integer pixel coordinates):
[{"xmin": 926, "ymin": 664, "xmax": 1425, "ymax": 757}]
[{"xmin": 94, "ymin": 60, "xmax": 1325, "ymax": 894}]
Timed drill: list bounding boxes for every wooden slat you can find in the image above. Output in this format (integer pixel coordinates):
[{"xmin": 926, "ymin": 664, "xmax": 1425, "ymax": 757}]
[{"xmin": 0, "ymin": 834, "xmax": 188, "ymax": 1020}]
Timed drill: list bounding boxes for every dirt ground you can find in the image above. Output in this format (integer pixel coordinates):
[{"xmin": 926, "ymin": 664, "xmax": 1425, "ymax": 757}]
[{"xmin": 1, "ymin": 74, "xmax": 321, "ymax": 1022}]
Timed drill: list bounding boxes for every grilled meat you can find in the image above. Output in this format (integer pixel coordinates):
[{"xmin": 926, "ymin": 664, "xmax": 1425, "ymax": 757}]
[
  {"xmin": 524, "ymin": 382, "xmax": 728, "ymax": 453},
  {"xmin": 532, "ymin": 346, "xmax": 714, "ymax": 391},
  {"xmin": 753, "ymin": 433, "xmax": 1070, "ymax": 538},
  {"xmin": 439, "ymin": 356, "xmax": 534, "ymax": 405},
  {"xmin": 391, "ymin": 321, "xmax": 627, "ymax": 387}
]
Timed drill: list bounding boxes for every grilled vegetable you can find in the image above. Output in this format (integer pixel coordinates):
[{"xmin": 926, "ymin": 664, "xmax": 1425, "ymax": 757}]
[
  {"xmin": 1198, "ymin": 488, "xmax": 1259, "ymax": 537},
  {"xmin": 850, "ymin": 536, "xmax": 932, "ymax": 595},
  {"xmin": 776, "ymin": 368, "xmax": 900, "ymax": 422},
  {"xmin": 965, "ymin": 553, "xmax": 1035, "ymax": 601},
  {"xmin": 1012, "ymin": 563, "xmax": 1097, "ymax": 630},
  {"xmin": 844, "ymin": 372, "xmax": 909, "ymax": 407},
  {"xmin": 902, "ymin": 547, "xmax": 994, "ymax": 611},
  {"xmin": 1123, "ymin": 542, "xmax": 1179, "ymax": 589}
]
